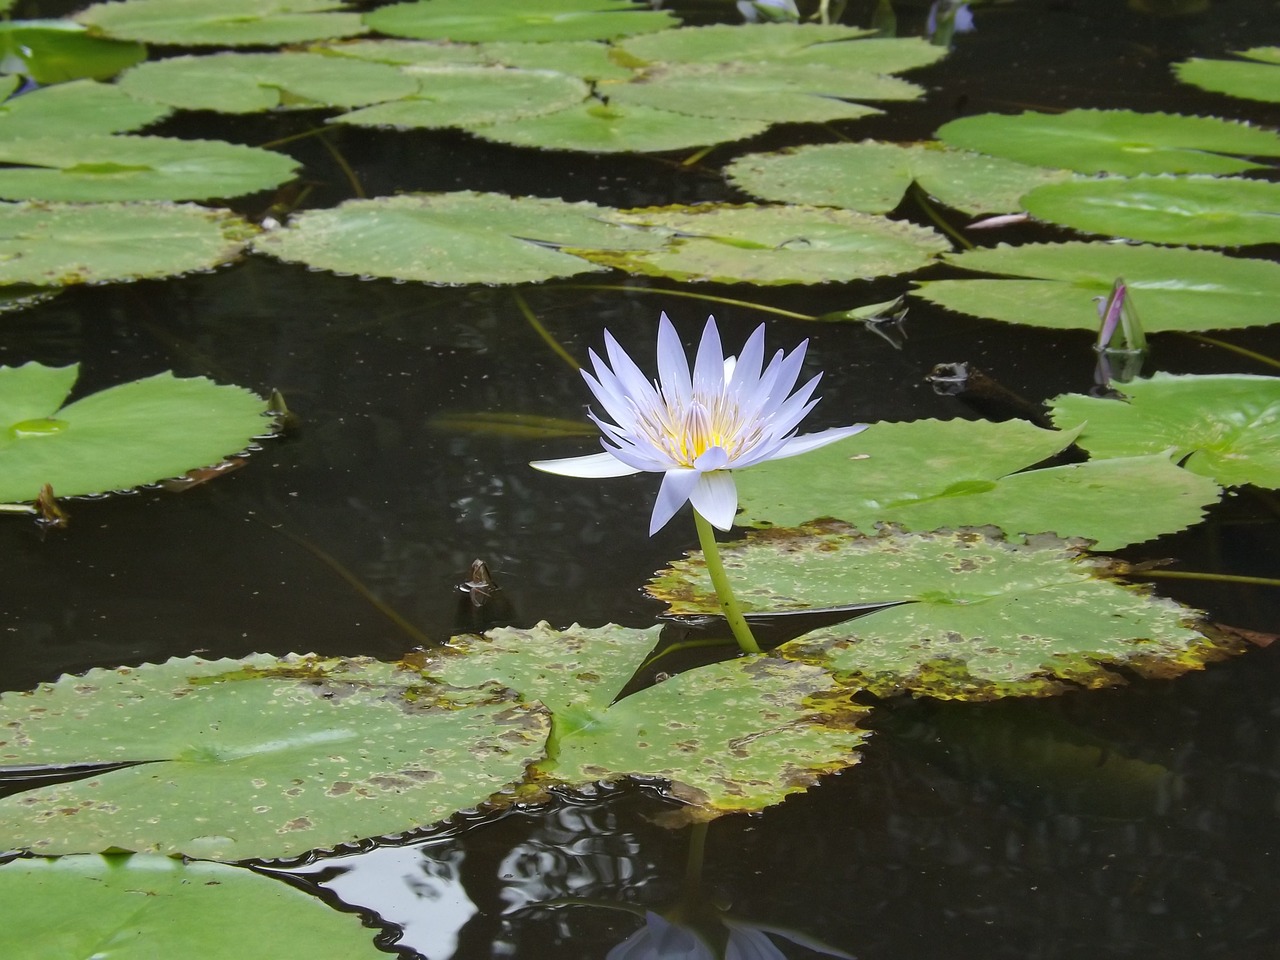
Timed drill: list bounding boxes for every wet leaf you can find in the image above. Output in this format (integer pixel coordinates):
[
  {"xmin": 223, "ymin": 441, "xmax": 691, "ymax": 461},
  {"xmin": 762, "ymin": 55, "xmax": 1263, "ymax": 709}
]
[
  {"xmin": 735, "ymin": 419, "xmax": 1221, "ymax": 550},
  {"xmin": 649, "ymin": 523, "xmax": 1240, "ymax": 699},
  {"xmin": 936, "ymin": 109, "xmax": 1280, "ymax": 175},
  {"xmin": 0, "ymin": 21, "xmax": 146, "ymax": 83},
  {"xmin": 0, "ymin": 855, "xmax": 386, "ymax": 959},
  {"xmin": 0, "ymin": 361, "xmax": 276, "ymax": 502},
  {"xmin": 0, "ymin": 201, "xmax": 257, "ymax": 287},
  {"xmin": 75, "ymin": 0, "xmax": 367, "ymax": 46},
  {"xmin": 0, "ymin": 655, "xmax": 550, "ymax": 860},
  {"xmin": 1174, "ymin": 47, "xmax": 1280, "ymax": 104},
  {"xmin": 1022, "ymin": 175, "xmax": 1280, "ymax": 248},
  {"xmin": 364, "ymin": 0, "xmax": 677, "ymax": 43},
  {"xmin": 1049, "ymin": 373, "xmax": 1280, "ymax": 489},
  {"xmin": 0, "ymin": 79, "xmax": 169, "ymax": 141},
  {"xmin": 914, "ymin": 241, "xmax": 1280, "ymax": 331}
]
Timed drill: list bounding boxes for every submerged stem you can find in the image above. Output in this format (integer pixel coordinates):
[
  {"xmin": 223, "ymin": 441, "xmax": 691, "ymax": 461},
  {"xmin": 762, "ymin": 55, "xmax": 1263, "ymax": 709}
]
[
  {"xmin": 1126, "ymin": 569, "xmax": 1280, "ymax": 589},
  {"xmin": 693, "ymin": 509, "xmax": 762, "ymax": 655}
]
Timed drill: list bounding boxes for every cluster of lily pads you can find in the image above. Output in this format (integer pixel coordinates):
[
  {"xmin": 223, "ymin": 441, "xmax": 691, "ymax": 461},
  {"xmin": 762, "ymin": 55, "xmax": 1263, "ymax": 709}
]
[{"xmin": 2, "ymin": 0, "xmax": 1279, "ymax": 956}]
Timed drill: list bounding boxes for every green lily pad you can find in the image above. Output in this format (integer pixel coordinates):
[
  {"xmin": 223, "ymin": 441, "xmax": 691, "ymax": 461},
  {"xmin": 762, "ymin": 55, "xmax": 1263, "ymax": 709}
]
[
  {"xmin": 466, "ymin": 99, "xmax": 769, "ymax": 154},
  {"xmin": 0, "ymin": 135, "xmax": 298, "ymax": 202},
  {"xmin": 117, "ymin": 51, "xmax": 418, "ymax": 114},
  {"xmin": 476, "ymin": 39, "xmax": 640, "ymax": 81},
  {"xmin": 335, "ymin": 65, "xmax": 588, "ymax": 129},
  {"xmin": 1174, "ymin": 48, "xmax": 1280, "ymax": 104},
  {"xmin": 591, "ymin": 203, "xmax": 949, "ymax": 284},
  {"xmin": 936, "ymin": 109, "xmax": 1280, "ymax": 175},
  {"xmin": 253, "ymin": 191, "xmax": 665, "ymax": 285},
  {"xmin": 1022, "ymin": 175, "xmax": 1280, "ymax": 248},
  {"xmin": 617, "ymin": 26, "xmax": 937, "ymax": 73},
  {"xmin": 0, "ymin": 362, "xmax": 276, "ymax": 502},
  {"xmin": 0, "ymin": 201, "xmax": 257, "ymax": 287},
  {"xmin": 735, "ymin": 418, "xmax": 1221, "ymax": 549},
  {"xmin": 75, "ymin": 0, "xmax": 367, "ymax": 46},
  {"xmin": 1049, "ymin": 374, "xmax": 1280, "ymax": 489},
  {"xmin": 364, "ymin": 0, "xmax": 677, "ymax": 43},
  {"xmin": 0, "ymin": 856, "xmax": 387, "ymax": 960},
  {"xmin": 0, "ymin": 654, "xmax": 550, "ymax": 859},
  {"xmin": 313, "ymin": 37, "xmax": 486, "ymax": 68},
  {"xmin": 0, "ymin": 20, "xmax": 146, "ymax": 83},
  {"xmin": 649, "ymin": 523, "xmax": 1239, "ymax": 700},
  {"xmin": 914, "ymin": 241, "xmax": 1280, "ymax": 332},
  {"xmin": 424, "ymin": 623, "xmax": 871, "ymax": 817},
  {"xmin": 0, "ymin": 79, "xmax": 170, "ymax": 141},
  {"xmin": 726, "ymin": 140, "xmax": 1074, "ymax": 215}
]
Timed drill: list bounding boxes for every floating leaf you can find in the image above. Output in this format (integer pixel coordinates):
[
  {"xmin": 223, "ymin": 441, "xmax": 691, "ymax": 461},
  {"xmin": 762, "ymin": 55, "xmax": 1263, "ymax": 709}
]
[
  {"xmin": 0, "ymin": 362, "xmax": 276, "ymax": 502},
  {"xmin": 117, "ymin": 51, "xmax": 417, "ymax": 114},
  {"xmin": 0, "ymin": 201, "xmax": 256, "ymax": 287},
  {"xmin": 314, "ymin": 37, "xmax": 485, "ymax": 68},
  {"xmin": 253, "ymin": 192, "xmax": 665, "ymax": 285},
  {"xmin": 0, "ymin": 856, "xmax": 387, "ymax": 960},
  {"xmin": 1174, "ymin": 47, "xmax": 1280, "ymax": 104},
  {"xmin": 734, "ymin": 419, "xmax": 1220, "ymax": 549},
  {"xmin": 649, "ymin": 523, "xmax": 1239, "ymax": 699},
  {"xmin": 0, "ymin": 79, "xmax": 170, "ymax": 141},
  {"xmin": 424, "ymin": 623, "xmax": 871, "ymax": 817},
  {"xmin": 0, "ymin": 654, "xmax": 550, "ymax": 860},
  {"xmin": 476, "ymin": 39, "xmax": 640, "ymax": 81},
  {"xmin": 1049, "ymin": 374, "xmax": 1280, "ymax": 489},
  {"xmin": 590, "ymin": 203, "xmax": 949, "ymax": 284},
  {"xmin": 1022, "ymin": 175, "xmax": 1280, "ymax": 247},
  {"xmin": 914, "ymin": 241, "xmax": 1280, "ymax": 332},
  {"xmin": 0, "ymin": 135, "xmax": 298, "ymax": 202},
  {"xmin": 936, "ymin": 109, "xmax": 1280, "ymax": 175},
  {"xmin": 75, "ymin": 0, "xmax": 366, "ymax": 46},
  {"xmin": 364, "ymin": 0, "xmax": 676, "ymax": 43},
  {"xmin": 0, "ymin": 20, "xmax": 146, "ymax": 83},
  {"xmin": 617, "ymin": 25, "xmax": 936, "ymax": 72},
  {"xmin": 726, "ymin": 140, "xmax": 1074, "ymax": 215},
  {"xmin": 336, "ymin": 66, "xmax": 588, "ymax": 129}
]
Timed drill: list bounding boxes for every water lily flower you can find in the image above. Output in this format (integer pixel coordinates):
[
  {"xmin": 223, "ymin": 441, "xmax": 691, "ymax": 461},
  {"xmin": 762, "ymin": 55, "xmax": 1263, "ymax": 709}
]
[
  {"xmin": 607, "ymin": 909, "xmax": 856, "ymax": 960},
  {"xmin": 736, "ymin": 0, "xmax": 800, "ymax": 23},
  {"xmin": 531, "ymin": 314, "xmax": 865, "ymax": 536}
]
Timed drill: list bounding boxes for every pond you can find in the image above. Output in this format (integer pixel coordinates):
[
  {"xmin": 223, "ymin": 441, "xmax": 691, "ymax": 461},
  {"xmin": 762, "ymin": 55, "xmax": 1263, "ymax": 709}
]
[{"xmin": 1, "ymin": 0, "xmax": 1279, "ymax": 957}]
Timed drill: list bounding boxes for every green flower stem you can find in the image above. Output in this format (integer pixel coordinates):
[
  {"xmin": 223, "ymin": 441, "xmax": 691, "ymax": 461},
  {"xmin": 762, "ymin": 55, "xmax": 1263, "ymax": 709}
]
[
  {"xmin": 693, "ymin": 509, "xmax": 762, "ymax": 655},
  {"xmin": 563, "ymin": 283, "xmax": 817, "ymax": 322},
  {"xmin": 1127, "ymin": 569, "xmax": 1280, "ymax": 589}
]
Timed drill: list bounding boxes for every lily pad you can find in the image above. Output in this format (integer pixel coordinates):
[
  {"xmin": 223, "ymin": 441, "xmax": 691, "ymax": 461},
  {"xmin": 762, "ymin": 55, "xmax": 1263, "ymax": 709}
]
[
  {"xmin": 1022, "ymin": 175, "xmax": 1280, "ymax": 248},
  {"xmin": 423, "ymin": 623, "xmax": 872, "ymax": 817},
  {"xmin": 0, "ymin": 856, "xmax": 387, "ymax": 960},
  {"xmin": 1049, "ymin": 374, "xmax": 1280, "ymax": 489},
  {"xmin": 0, "ymin": 201, "xmax": 257, "ymax": 287},
  {"xmin": 0, "ymin": 135, "xmax": 298, "ymax": 203},
  {"xmin": 0, "ymin": 362, "xmax": 275, "ymax": 502},
  {"xmin": 734, "ymin": 418, "xmax": 1221, "ymax": 549},
  {"xmin": 75, "ymin": 0, "xmax": 367, "ymax": 46},
  {"xmin": 364, "ymin": 0, "xmax": 677, "ymax": 43},
  {"xmin": 1174, "ymin": 48, "xmax": 1280, "ymax": 104},
  {"xmin": 914, "ymin": 241, "xmax": 1280, "ymax": 332},
  {"xmin": 476, "ymin": 39, "xmax": 640, "ymax": 81},
  {"xmin": 0, "ymin": 20, "xmax": 146, "ymax": 83},
  {"xmin": 649, "ymin": 523, "xmax": 1239, "ymax": 699},
  {"xmin": 335, "ymin": 65, "xmax": 588, "ymax": 129},
  {"xmin": 117, "ymin": 51, "xmax": 418, "ymax": 114},
  {"xmin": 0, "ymin": 79, "xmax": 170, "ymax": 141},
  {"xmin": 936, "ymin": 109, "xmax": 1280, "ymax": 176},
  {"xmin": 591, "ymin": 203, "xmax": 949, "ymax": 284},
  {"xmin": 0, "ymin": 654, "xmax": 550, "ymax": 860},
  {"xmin": 617, "ymin": 26, "xmax": 938, "ymax": 73},
  {"xmin": 726, "ymin": 140, "xmax": 1074, "ymax": 215},
  {"xmin": 253, "ymin": 191, "xmax": 668, "ymax": 285}
]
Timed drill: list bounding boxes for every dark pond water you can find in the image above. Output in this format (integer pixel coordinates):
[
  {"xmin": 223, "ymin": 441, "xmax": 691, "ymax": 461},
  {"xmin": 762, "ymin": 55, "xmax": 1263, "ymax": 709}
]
[{"xmin": 3, "ymin": 0, "xmax": 1280, "ymax": 957}]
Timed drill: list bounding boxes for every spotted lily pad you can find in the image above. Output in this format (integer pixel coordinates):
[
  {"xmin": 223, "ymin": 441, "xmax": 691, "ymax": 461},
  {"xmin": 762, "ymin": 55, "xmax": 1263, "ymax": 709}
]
[
  {"xmin": 913, "ymin": 241, "xmax": 1280, "ymax": 332},
  {"xmin": 726, "ymin": 141, "xmax": 1074, "ymax": 215},
  {"xmin": 75, "ymin": 0, "xmax": 367, "ymax": 46},
  {"xmin": 0, "ymin": 856, "xmax": 387, "ymax": 959},
  {"xmin": 423, "ymin": 623, "xmax": 871, "ymax": 817},
  {"xmin": 1174, "ymin": 47, "xmax": 1280, "ymax": 104},
  {"xmin": 734, "ymin": 418, "xmax": 1221, "ymax": 550},
  {"xmin": 935, "ymin": 109, "xmax": 1280, "ymax": 176},
  {"xmin": 591, "ymin": 203, "xmax": 949, "ymax": 284},
  {"xmin": 364, "ymin": 0, "xmax": 677, "ymax": 43},
  {"xmin": 0, "ymin": 80, "xmax": 170, "ymax": 141},
  {"xmin": 0, "ymin": 201, "xmax": 257, "ymax": 287},
  {"xmin": 1049, "ymin": 374, "xmax": 1280, "ymax": 489},
  {"xmin": 649, "ymin": 523, "xmax": 1240, "ymax": 700},
  {"xmin": 0, "ymin": 362, "xmax": 276, "ymax": 503},
  {"xmin": 1022, "ymin": 176, "xmax": 1280, "ymax": 248},
  {"xmin": 0, "ymin": 135, "xmax": 298, "ymax": 202},
  {"xmin": 252, "ymin": 191, "xmax": 666, "ymax": 285},
  {"xmin": 0, "ymin": 654, "xmax": 550, "ymax": 860},
  {"xmin": 117, "ymin": 51, "xmax": 418, "ymax": 114}
]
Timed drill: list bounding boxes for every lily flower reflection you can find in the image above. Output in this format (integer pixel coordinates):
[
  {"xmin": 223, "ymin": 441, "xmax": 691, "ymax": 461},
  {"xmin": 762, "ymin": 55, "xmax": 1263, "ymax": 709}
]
[
  {"xmin": 608, "ymin": 908, "xmax": 855, "ymax": 960},
  {"xmin": 531, "ymin": 313, "xmax": 865, "ymax": 535}
]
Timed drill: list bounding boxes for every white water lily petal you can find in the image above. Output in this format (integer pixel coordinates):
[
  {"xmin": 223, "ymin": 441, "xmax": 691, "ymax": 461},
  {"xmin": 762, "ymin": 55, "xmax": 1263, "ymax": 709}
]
[
  {"xmin": 531, "ymin": 452, "xmax": 642, "ymax": 478},
  {"xmin": 770, "ymin": 424, "xmax": 869, "ymax": 459},
  {"xmin": 652, "ymin": 468, "xmax": 703, "ymax": 535},
  {"xmin": 690, "ymin": 470, "xmax": 739, "ymax": 531}
]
